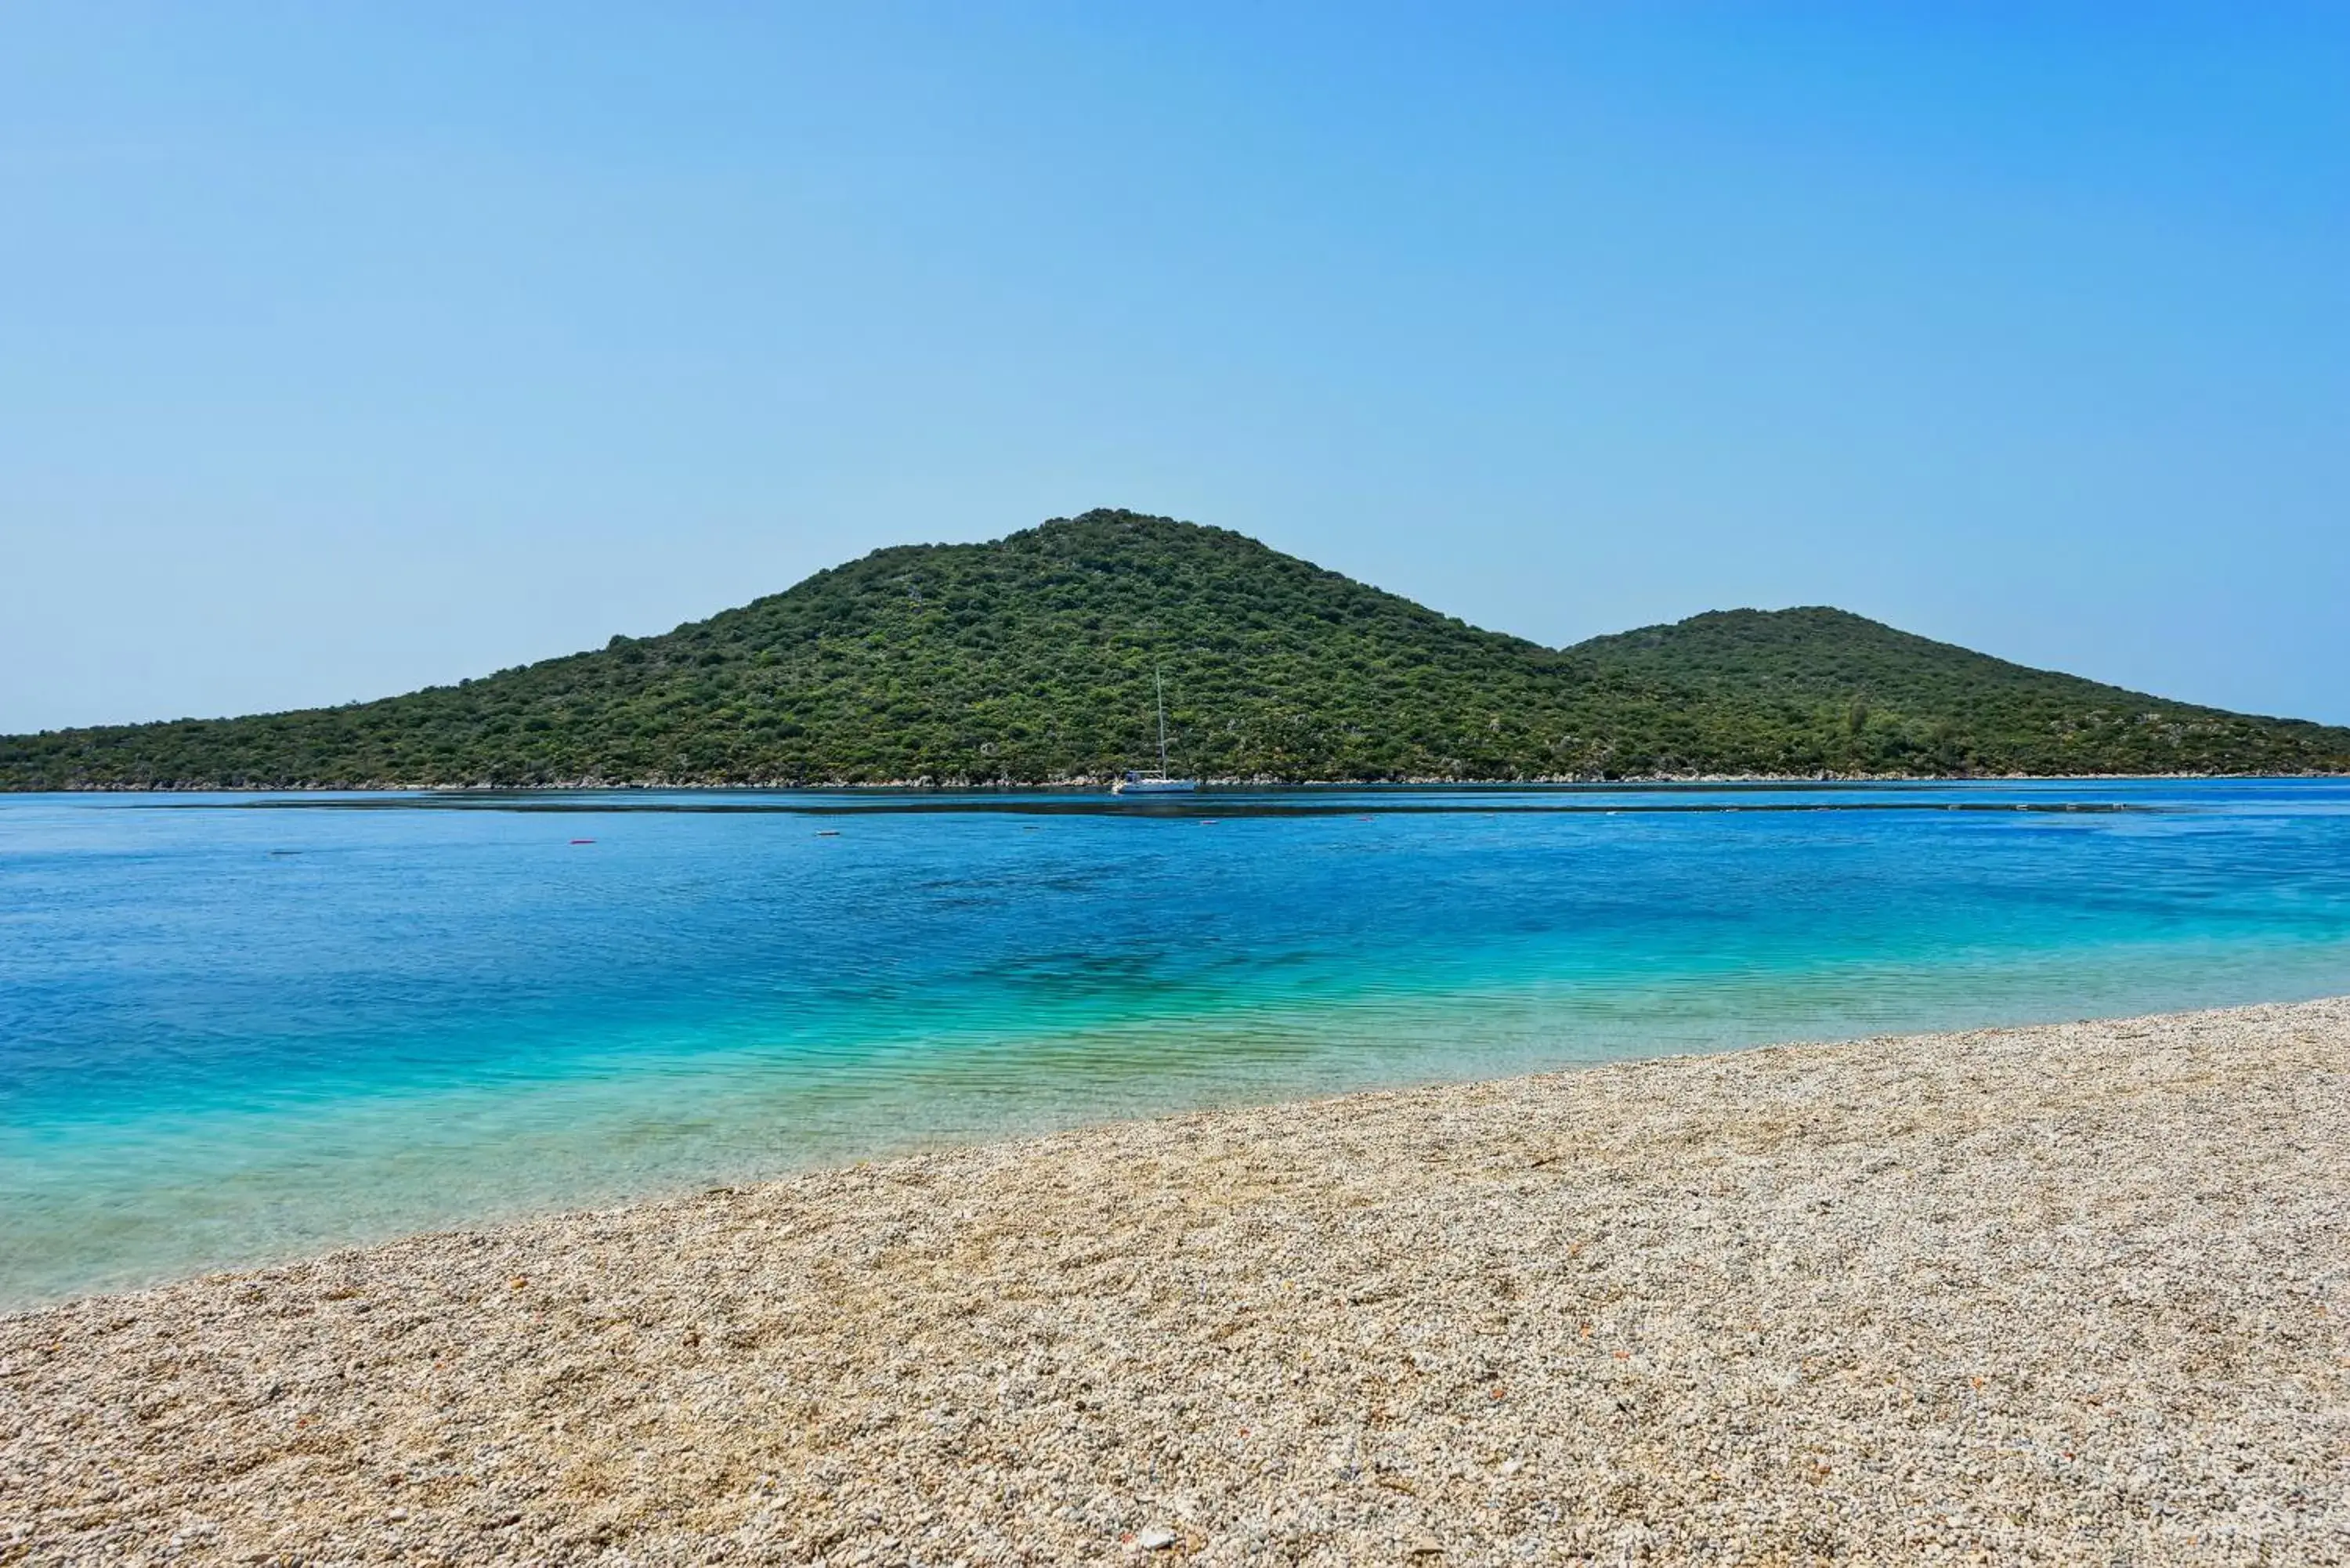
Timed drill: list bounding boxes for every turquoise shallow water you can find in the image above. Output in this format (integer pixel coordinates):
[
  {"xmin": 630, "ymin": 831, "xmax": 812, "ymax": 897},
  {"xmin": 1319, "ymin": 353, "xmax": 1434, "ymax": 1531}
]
[{"xmin": 3, "ymin": 779, "xmax": 2348, "ymax": 1307}]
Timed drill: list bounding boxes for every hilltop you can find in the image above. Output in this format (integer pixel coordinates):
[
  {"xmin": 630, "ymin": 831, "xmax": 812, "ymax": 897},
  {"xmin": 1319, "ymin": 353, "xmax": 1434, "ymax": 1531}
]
[{"xmin": 4, "ymin": 510, "xmax": 2345, "ymax": 786}]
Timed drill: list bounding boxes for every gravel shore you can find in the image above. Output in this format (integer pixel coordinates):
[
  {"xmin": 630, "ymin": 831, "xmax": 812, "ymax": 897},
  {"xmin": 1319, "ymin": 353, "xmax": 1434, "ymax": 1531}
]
[{"xmin": 5, "ymin": 999, "xmax": 2347, "ymax": 1566}]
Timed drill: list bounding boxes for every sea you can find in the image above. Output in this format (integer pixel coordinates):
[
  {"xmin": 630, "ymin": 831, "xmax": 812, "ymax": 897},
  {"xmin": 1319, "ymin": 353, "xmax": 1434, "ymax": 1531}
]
[{"xmin": 4, "ymin": 779, "xmax": 2348, "ymax": 1309}]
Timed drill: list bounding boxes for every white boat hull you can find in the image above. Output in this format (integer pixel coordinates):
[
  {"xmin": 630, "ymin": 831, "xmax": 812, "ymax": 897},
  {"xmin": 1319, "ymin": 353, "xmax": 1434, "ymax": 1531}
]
[{"xmin": 1112, "ymin": 777, "xmax": 1199, "ymax": 795}]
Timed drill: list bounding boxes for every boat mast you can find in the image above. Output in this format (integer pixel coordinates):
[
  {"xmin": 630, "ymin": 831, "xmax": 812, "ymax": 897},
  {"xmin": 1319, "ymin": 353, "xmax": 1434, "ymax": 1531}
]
[{"xmin": 1154, "ymin": 667, "xmax": 1170, "ymax": 775}]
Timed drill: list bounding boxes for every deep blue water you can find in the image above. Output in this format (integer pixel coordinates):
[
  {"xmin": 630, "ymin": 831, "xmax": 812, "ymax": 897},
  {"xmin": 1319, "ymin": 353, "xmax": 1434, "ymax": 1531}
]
[{"xmin": 4, "ymin": 779, "xmax": 2348, "ymax": 1307}]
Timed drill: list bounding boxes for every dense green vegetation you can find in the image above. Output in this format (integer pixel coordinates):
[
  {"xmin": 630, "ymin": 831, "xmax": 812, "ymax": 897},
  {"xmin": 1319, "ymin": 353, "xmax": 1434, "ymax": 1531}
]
[
  {"xmin": 1569, "ymin": 607, "xmax": 2350, "ymax": 776},
  {"xmin": 5, "ymin": 510, "xmax": 2345, "ymax": 787}
]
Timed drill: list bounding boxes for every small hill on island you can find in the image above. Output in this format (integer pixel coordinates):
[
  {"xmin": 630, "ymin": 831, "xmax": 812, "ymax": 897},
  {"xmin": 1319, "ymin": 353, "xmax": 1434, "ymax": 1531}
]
[
  {"xmin": 1567, "ymin": 605, "xmax": 2348, "ymax": 776},
  {"xmin": 5, "ymin": 510, "xmax": 2345, "ymax": 786}
]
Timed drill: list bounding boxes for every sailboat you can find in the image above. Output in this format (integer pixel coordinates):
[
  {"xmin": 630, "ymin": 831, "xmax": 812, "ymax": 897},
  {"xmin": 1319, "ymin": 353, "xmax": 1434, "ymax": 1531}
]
[{"xmin": 1112, "ymin": 668, "xmax": 1199, "ymax": 794}]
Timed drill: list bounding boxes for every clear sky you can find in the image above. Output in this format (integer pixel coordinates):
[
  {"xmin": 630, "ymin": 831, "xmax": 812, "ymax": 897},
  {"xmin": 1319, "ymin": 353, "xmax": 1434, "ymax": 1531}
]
[{"xmin": 4, "ymin": 3, "xmax": 2345, "ymax": 732}]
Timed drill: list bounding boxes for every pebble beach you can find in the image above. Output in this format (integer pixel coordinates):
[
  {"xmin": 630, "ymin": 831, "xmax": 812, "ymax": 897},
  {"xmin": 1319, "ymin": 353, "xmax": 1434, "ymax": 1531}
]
[{"xmin": 4, "ymin": 998, "xmax": 2346, "ymax": 1566}]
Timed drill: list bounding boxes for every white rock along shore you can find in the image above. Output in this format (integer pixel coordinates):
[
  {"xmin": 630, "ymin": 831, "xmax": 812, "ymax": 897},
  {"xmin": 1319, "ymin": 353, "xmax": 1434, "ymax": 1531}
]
[{"xmin": 4, "ymin": 999, "xmax": 2346, "ymax": 1566}]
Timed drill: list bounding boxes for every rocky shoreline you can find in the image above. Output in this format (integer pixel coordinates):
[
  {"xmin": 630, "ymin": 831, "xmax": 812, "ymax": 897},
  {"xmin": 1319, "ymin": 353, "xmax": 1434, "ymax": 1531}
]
[
  {"xmin": 14, "ymin": 770, "xmax": 2341, "ymax": 793},
  {"xmin": 5, "ymin": 999, "xmax": 2346, "ymax": 1564}
]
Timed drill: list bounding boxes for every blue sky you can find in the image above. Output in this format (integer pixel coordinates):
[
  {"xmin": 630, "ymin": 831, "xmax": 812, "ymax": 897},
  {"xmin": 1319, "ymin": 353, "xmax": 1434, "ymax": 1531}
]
[{"xmin": 3, "ymin": 3, "xmax": 2345, "ymax": 731}]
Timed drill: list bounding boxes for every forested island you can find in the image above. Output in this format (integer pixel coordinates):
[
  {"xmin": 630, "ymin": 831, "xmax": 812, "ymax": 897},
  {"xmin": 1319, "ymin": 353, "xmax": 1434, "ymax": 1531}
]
[{"xmin": 6, "ymin": 509, "xmax": 2345, "ymax": 788}]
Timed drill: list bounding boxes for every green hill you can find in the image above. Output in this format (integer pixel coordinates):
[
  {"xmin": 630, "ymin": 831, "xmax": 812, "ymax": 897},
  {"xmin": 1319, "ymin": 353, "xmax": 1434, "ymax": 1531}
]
[
  {"xmin": 1569, "ymin": 606, "xmax": 2348, "ymax": 776},
  {"xmin": 5, "ymin": 510, "xmax": 2345, "ymax": 787}
]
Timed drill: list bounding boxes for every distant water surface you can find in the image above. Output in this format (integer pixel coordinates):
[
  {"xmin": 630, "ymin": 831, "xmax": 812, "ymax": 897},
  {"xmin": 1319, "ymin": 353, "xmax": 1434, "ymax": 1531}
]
[{"xmin": 3, "ymin": 779, "xmax": 2348, "ymax": 1307}]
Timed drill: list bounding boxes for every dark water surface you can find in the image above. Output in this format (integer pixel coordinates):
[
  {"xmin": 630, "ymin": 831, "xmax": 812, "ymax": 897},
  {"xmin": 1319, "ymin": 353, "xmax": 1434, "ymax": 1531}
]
[{"xmin": 4, "ymin": 779, "xmax": 2347, "ymax": 1306}]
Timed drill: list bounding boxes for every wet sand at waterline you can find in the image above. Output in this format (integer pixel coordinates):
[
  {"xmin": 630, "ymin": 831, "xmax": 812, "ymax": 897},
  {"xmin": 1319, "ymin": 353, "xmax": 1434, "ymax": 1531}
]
[{"xmin": 5, "ymin": 999, "xmax": 2346, "ymax": 1565}]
